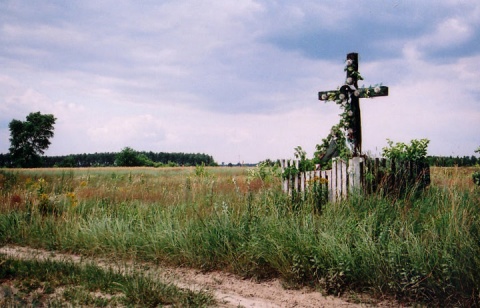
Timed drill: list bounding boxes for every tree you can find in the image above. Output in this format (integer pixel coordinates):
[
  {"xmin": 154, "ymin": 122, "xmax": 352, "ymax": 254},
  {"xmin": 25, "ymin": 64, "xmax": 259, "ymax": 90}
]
[
  {"xmin": 115, "ymin": 147, "xmax": 141, "ymax": 166},
  {"xmin": 58, "ymin": 155, "xmax": 76, "ymax": 167},
  {"xmin": 8, "ymin": 112, "xmax": 56, "ymax": 168},
  {"xmin": 114, "ymin": 147, "xmax": 156, "ymax": 167}
]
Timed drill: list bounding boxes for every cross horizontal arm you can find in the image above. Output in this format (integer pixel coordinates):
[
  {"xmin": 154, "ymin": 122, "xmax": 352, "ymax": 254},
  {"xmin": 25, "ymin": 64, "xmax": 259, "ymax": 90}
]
[{"xmin": 318, "ymin": 86, "xmax": 388, "ymax": 101}]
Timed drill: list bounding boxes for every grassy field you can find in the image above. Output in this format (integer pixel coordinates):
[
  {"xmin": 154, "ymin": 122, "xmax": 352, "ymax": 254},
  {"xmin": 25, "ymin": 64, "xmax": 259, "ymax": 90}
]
[{"xmin": 0, "ymin": 165, "xmax": 479, "ymax": 306}]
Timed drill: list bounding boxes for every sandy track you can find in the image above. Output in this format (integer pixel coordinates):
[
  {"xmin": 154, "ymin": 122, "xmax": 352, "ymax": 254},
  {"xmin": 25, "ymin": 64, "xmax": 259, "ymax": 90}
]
[{"xmin": 0, "ymin": 245, "xmax": 372, "ymax": 307}]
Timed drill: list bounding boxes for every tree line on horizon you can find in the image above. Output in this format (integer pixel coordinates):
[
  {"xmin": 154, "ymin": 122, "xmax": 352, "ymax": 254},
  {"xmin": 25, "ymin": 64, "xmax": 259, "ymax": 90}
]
[
  {"xmin": 0, "ymin": 150, "xmax": 216, "ymax": 168},
  {"xmin": 425, "ymin": 155, "xmax": 478, "ymax": 167}
]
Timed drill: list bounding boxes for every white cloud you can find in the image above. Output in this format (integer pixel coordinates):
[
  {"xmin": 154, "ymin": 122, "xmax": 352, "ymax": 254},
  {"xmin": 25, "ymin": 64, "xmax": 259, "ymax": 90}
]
[
  {"xmin": 86, "ymin": 114, "xmax": 166, "ymax": 149},
  {"xmin": 361, "ymin": 54, "xmax": 480, "ymax": 157},
  {"xmin": 405, "ymin": 17, "xmax": 473, "ymax": 57}
]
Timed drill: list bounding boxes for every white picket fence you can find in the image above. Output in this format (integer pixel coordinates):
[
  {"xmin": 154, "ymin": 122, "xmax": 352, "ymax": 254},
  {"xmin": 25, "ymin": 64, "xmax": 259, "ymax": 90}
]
[{"xmin": 280, "ymin": 157, "xmax": 364, "ymax": 203}]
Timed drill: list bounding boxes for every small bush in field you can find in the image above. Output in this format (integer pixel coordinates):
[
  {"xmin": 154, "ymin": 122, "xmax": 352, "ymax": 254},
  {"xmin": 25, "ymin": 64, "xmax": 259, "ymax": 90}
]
[
  {"xmin": 473, "ymin": 146, "xmax": 480, "ymax": 186},
  {"xmin": 473, "ymin": 171, "xmax": 480, "ymax": 186}
]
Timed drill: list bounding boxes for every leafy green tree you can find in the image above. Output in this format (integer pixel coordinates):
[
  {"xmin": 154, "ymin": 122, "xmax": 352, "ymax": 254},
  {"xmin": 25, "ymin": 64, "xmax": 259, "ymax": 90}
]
[
  {"xmin": 58, "ymin": 155, "xmax": 76, "ymax": 167},
  {"xmin": 115, "ymin": 147, "xmax": 142, "ymax": 166},
  {"xmin": 8, "ymin": 112, "xmax": 56, "ymax": 168},
  {"xmin": 115, "ymin": 147, "xmax": 156, "ymax": 167}
]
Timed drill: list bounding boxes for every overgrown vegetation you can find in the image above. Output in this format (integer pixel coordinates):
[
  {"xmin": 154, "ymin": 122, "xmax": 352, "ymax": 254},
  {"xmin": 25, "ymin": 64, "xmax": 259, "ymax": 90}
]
[{"xmin": 0, "ymin": 166, "xmax": 479, "ymax": 306}]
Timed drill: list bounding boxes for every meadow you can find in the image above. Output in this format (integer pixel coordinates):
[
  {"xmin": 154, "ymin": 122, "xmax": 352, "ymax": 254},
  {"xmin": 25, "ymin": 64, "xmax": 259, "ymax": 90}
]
[{"xmin": 0, "ymin": 165, "xmax": 479, "ymax": 306}]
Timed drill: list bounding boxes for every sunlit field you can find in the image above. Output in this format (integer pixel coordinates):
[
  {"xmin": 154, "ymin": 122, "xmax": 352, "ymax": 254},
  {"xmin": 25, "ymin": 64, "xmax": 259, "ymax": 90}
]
[{"xmin": 1, "ymin": 165, "xmax": 479, "ymax": 306}]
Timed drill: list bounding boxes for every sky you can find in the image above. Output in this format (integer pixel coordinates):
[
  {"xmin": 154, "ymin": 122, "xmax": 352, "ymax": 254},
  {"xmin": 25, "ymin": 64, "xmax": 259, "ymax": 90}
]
[{"xmin": 1, "ymin": 0, "xmax": 479, "ymax": 164}]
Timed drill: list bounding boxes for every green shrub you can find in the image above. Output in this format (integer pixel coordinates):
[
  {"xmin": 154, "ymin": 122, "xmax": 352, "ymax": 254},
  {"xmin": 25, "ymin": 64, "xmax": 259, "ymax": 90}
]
[
  {"xmin": 115, "ymin": 147, "xmax": 156, "ymax": 167},
  {"xmin": 473, "ymin": 146, "xmax": 480, "ymax": 186},
  {"xmin": 382, "ymin": 139, "xmax": 430, "ymax": 162},
  {"xmin": 473, "ymin": 171, "xmax": 480, "ymax": 186}
]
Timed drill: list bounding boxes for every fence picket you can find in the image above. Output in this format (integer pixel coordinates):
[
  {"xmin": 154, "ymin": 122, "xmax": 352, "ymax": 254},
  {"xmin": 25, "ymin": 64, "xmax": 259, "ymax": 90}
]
[
  {"xmin": 326, "ymin": 169, "xmax": 333, "ymax": 203},
  {"xmin": 281, "ymin": 157, "xmax": 429, "ymax": 203},
  {"xmin": 341, "ymin": 159, "xmax": 347, "ymax": 199},
  {"xmin": 331, "ymin": 160, "xmax": 338, "ymax": 203},
  {"xmin": 302, "ymin": 171, "xmax": 306, "ymax": 190}
]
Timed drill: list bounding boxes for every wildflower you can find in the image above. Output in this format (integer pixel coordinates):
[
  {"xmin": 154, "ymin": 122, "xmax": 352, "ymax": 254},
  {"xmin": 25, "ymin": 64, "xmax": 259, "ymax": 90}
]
[
  {"xmin": 39, "ymin": 193, "xmax": 49, "ymax": 202},
  {"xmin": 222, "ymin": 201, "xmax": 228, "ymax": 213},
  {"xmin": 308, "ymin": 176, "xmax": 328, "ymax": 185},
  {"xmin": 374, "ymin": 86, "xmax": 381, "ymax": 93},
  {"xmin": 66, "ymin": 192, "xmax": 78, "ymax": 207},
  {"xmin": 80, "ymin": 181, "xmax": 87, "ymax": 187}
]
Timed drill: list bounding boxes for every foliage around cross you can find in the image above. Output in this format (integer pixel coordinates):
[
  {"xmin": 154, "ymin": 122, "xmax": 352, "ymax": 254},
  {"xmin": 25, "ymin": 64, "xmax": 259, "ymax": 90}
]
[
  {"xmin": 287, "ymin": 58, "xmax": 431, "ymax": 177},
  {"xmin": 285, "ymin": 59, "xmax": 366, "ymax": 175},
  {"xmin": 313, "ymin": 59, "xmax": 382, "ymax": 169}
]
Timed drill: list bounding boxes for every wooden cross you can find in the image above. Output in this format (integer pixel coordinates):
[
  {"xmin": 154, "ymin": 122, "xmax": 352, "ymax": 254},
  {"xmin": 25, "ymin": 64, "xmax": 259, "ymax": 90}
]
[{"xmin": 318, "ymin": 53, "xmax": 388, "ymax": 156}]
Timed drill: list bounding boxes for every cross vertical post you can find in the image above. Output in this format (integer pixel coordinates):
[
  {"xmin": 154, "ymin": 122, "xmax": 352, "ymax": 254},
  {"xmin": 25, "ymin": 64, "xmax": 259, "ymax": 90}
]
[
  {"xmin": 318, "ymin": 52, "xmax": 389, "ymax": 157},
  {"xmin": 347, "ymin": 53, "xmax": 361, "ymax": 156}
]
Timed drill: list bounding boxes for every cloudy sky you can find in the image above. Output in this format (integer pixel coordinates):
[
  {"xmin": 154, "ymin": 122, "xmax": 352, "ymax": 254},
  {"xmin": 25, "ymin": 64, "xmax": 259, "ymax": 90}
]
[{"xmin": 1, "ymin": 0, "xmax": 479, "ymax": 164}]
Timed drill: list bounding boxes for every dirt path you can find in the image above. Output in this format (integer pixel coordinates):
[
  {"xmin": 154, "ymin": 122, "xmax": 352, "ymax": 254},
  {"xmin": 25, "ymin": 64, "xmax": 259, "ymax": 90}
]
[{"xmin": 0, "ymin": 245, "xmax": 379, "ymax": 307}]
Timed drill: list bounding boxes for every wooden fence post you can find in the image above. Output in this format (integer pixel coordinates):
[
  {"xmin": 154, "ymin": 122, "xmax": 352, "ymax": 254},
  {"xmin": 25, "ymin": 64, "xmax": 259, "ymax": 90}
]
[
  {"xmin": 331, "ymin": 159, "xmax": 338, "ymax": 203},
  {"xmin": 348, "ymin": 157, "xmax": 364, "ymax": 193},
  {"xmin": 280, "ymin": 159, "xmax": 288, "ymax": 193},
  {"xmin": 294, "ymin": 160, "xmax": 299, "ymax": 193},
  {"xmin": 340, "ymin": 159, "xmax": 348, "ymax": 200},
  {"xmin": 326, "ymin": 168, "xmax": 333, "ymax": 203}
]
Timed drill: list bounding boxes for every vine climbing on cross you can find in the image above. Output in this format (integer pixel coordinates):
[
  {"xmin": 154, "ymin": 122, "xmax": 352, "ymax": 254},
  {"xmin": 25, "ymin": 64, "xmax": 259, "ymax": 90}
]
[{"xmin": 318, "ymin": 53, "xmax": 389, "ymax": 157}]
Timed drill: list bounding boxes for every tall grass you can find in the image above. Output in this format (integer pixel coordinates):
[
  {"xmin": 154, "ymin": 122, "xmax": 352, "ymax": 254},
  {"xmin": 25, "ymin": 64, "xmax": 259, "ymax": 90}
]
[{"xmin": 1, "ymin": 166, "xmax": 479, "ymax": 305}]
